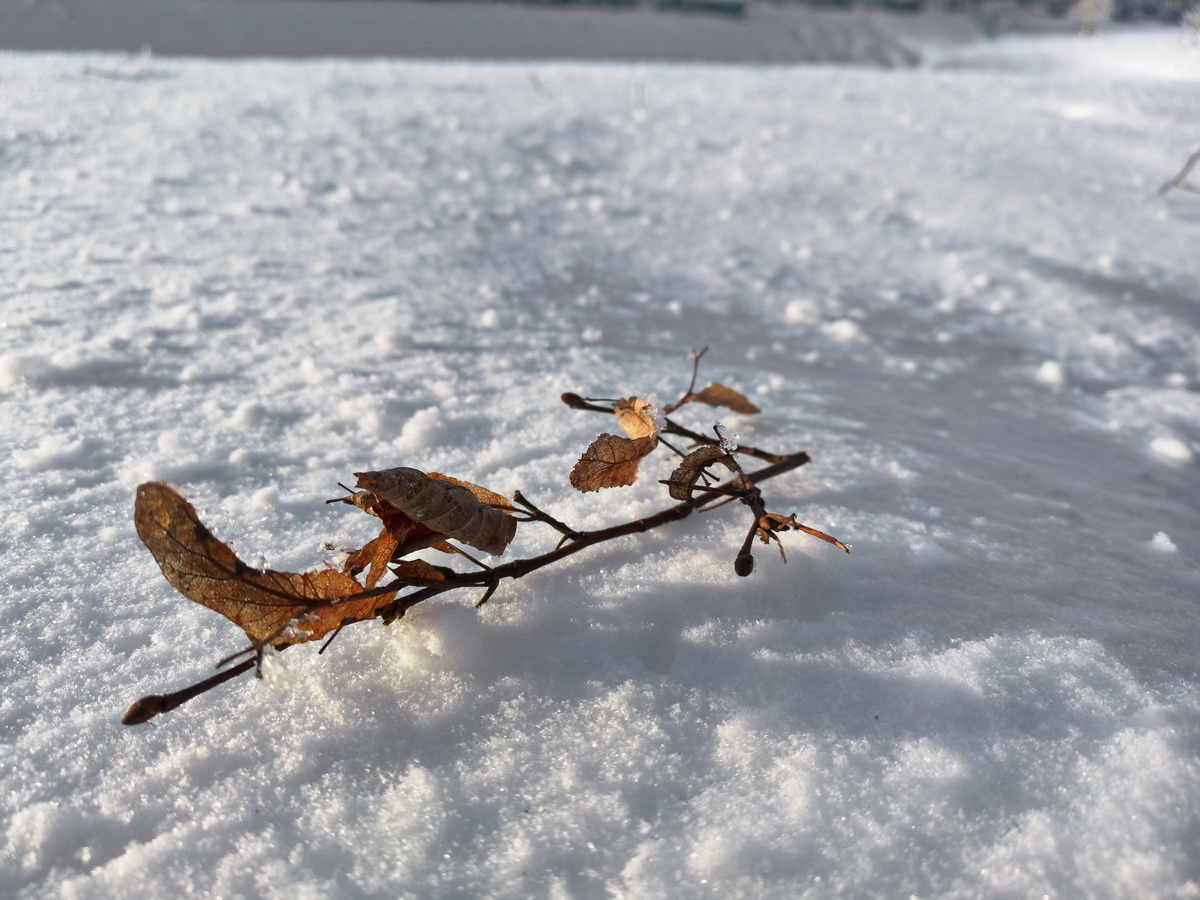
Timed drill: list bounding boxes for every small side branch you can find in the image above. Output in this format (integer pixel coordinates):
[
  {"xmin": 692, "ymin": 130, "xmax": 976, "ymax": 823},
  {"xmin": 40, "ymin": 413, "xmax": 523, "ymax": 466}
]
[
  {"xmin": 511, "ymin": 490, "xmax": 582, "ymax": 544},
  {"xmin": 1156, "ymin": 148, "xmax": 1200, "ymax": 198},
  {"xmin": 561, "ymin": 391, "xmax": 788, "ymax": 464},
  {"xmin": 122, "ymin": 659, "xmax": 257, "ymax": 725}
]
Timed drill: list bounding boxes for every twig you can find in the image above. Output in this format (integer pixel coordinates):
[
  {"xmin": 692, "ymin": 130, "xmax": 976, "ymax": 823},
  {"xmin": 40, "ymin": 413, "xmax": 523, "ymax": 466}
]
[
  {"xmin": 1156, "ymin": 147, "xmax": 1200, "ymax": 198},
  {"xmin": 122, "ymin": 453, "xmax": 812, "ymax": 724},
  {"xmin": 511, "ymin": 490, "xmax": 581, "ymax": 542},
  {"xmin": 121, "ymin": 659, "xmax": 257, "ymax": 725}
]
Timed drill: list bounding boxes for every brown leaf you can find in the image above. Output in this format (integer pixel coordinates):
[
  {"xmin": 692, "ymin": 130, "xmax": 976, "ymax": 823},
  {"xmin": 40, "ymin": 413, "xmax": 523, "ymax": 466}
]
[
  {"xmin": 339, "ymin": 493, "xmax": 437, "ymax": 585},
  {"xmin": 354, "ymin": 467, "xmax": 517, "ymax": 556},
  {"xmin": 692, "ymin": 382, "xmax": 761, "ymax": 415},
  {"xmin": 569, "ymin": 433, "xmax": 659, "ymax": 492},
  {"xmin": 613, "ymin": 397, "xmax": 660, "ymax": 440},
  {"xmin": 390, "ymin": 558, "xmax": 453, "ymax": 582},
  {"xmin": 758, "ymin": 512, "xmax": 850, "ymax": 553},
  {"xmin": 135, "ymin": 483, "xmax": 395, "ymax": 647},
  {"xmin": 427, "ymin": 472, "xmax": 516, "ymax": 514},
  {"xmin": 344, "ymin": 533, "xmax": 400, "ymax": 589},
  {"xmin": 665, "ymin": 445, "xmax": 738, "ymax": 501}
]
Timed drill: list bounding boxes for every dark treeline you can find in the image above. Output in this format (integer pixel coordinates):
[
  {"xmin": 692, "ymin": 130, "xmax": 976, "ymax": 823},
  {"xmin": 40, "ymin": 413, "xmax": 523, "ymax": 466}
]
[{"xmin": 461, "ymin": 0, "xmax": 1189, "ymax": 23}]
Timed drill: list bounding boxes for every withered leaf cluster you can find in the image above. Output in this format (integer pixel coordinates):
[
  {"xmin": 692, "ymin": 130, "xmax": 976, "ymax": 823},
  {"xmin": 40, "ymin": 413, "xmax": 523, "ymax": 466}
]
[
  {"xmin": 135, "ymin": 483, "xmax": 389, "ymax": 648},
  {"xmin": 134, "ymin": 467, "xmax": 515, "ymax": 654},
  {"xmin": 126, "ymin": 351, "xmax": 849, "ymax": 726},
  {"xmin": 569, "ymin": 381, "xmax": 757, "ymax": 493}
]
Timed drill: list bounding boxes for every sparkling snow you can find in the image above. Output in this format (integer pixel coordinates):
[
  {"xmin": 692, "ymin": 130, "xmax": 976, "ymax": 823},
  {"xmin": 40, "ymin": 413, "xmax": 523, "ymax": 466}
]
[{"xmin": 2, "ymin": 14, "xmax": 1200, "ymax": 900}]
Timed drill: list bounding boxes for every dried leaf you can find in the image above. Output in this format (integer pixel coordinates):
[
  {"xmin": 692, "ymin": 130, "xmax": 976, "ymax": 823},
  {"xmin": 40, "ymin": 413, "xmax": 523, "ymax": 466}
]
[
  {"xmin": 135, "ymin": 483, "xmax": 395, "ymax": 647},
  {"xmin": 339, "ymin": 473, "xmax": 515, "ymax": 575},
  {"xmin": 345, "ymin": 533, "xmax": 401, "ymax": 589},
  {"xmin": 795, "ymin": 523, "xmax": 851, "ymax": 553},
  {"xmin": 339, "ymin": 494, "xmax": 436, "ymax": 586},
  {"xmin": 758, "ymin": 512, "xmax": 850, "ymax": 553},
  {"xmin": 613, "ymin": 397, "xmax": 660, "ymax": 440},
  {"xmin": 665, "ymin": 445, "xmax": 738, "ymax": 501},
  {"xmin": 693, "ymin": 382, "xmax": 761, "ymax": 415},
  {"xmin": 390, "ymin": 557, "xmax": 453, "ymax": 582},
  {"xmin": 354, "ymin": 467, "xmax": 517, "ymax": 556},
  {"xmin": 569, "ymin": 433, "xmax": 659, "ymax": 492},
  {"xmin": 427, "ymin": 472, "xmax": 516, "ymax": 514}
]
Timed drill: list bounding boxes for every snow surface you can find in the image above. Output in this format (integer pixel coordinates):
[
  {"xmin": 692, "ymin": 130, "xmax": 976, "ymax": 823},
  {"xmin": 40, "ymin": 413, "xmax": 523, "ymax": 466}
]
[{"xmin": 3, "ymin": 19, "xmax": 1200, "ymax": 900}]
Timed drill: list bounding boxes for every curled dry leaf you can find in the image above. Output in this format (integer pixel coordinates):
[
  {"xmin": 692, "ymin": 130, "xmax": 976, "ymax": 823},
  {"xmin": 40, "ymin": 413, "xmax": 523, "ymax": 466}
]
[
  {"xmin": 570, "ymin": 433, "xmax": 659, "ymax": 492},
  {"xmin": 692, "ymin": 382, "xmax": 761, "ymax": 415},
  {"xmin": 336, "ymin": 492, "xmax": 438, "ymax": 587},
  {"xmin": 665, "ymin": 445, "xmax": 738, "ymax": 501},
  {"xmin": 354, "ymin": 467, "xmax": 516, "ymax": 556},
  {"xmin": 134, "ymin": 483, "xmax": 397, "ymax": 648},
  {"xmin": 613, "ymin": 397, "xmax": 660, "ymax": 441}
]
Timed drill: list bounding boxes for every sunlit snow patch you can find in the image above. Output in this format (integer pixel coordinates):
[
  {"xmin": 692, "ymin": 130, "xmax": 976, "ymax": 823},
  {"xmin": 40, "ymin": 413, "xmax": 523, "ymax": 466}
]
[
  {"xmin": 1149, "ymin": 436, "xmax": 1193, "ymax": 464},
  {"xmin": 1148, "ymin": 531, "xmax": 1178, "ymax": 553},
  {"xmin": 1035, "ymin": 359, "xmax": 1065, "ymax": 387}
]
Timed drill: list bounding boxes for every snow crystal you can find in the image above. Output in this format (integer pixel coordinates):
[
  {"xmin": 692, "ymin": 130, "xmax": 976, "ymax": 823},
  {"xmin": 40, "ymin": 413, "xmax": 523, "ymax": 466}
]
[
  {"xmin": 715, "ymin": 422, "xmax": 739, "ymax": 453},
  {"xmin": 258, "ymin": 645, "xmax": 294, "ymax": 693},
  {"xmin": 1036, "ymin": 359, "xmax": 1065, "ymax": 386},
  {"xmin": 1150, "ymin": 436, "xmax": 1193, "ymax": 463},
  {"xmin": 394, "ymin": 407, "xmax": 445, "ymax": 452},
  {"xmin": 1149, "ymin": 531, "xmax": 1178, "ymax": 553},
  {"xmin": 783, "ymin": 299, "xmax": 820, "ymax": 326},
  {"xmin": 821, "ymin": 318, "xmax": 866, "ymax": 343}
]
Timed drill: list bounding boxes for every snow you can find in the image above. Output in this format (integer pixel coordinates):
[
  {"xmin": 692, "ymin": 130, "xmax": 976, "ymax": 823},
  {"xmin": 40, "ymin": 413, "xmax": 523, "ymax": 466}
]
[{"xmin": 3, "ymin": 10, "xmax": 1200, "ymax": 899}]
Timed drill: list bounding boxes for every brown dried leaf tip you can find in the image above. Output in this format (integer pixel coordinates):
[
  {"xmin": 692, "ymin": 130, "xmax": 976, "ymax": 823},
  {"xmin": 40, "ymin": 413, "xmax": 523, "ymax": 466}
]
[
  {"xmin": 570, "ymin": 433, "xmax": 659, "ymax": 492},
  {"xmin": 134, "ymin": 483, "xmax": 397, "ymax": 649}
]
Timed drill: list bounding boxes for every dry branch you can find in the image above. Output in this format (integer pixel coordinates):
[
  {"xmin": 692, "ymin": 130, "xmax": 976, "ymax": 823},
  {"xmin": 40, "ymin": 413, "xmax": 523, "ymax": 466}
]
[
  {"xmin": 1156, "ymin": 147, "xmax": 1200, "ymax": 198},
  {"xmin": 123, "ymin": 353, "xmax": 845, "ymax": 726}
]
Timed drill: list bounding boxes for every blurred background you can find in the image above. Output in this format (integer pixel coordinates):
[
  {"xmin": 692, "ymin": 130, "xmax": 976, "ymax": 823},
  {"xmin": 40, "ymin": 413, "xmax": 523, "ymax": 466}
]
[{"xmin": 2, "ymin": 0, "xmax": 1194, "ymax": 62}]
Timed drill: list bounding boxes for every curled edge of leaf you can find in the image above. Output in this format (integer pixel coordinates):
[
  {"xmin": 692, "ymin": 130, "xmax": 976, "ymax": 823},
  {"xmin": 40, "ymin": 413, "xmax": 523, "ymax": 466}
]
[
  {"xmin": 354, "ymin": 468, "xmax": 517, "ymax": 556},
  {"xmin": 665, "ymin": 445, "xmax": 738, "ymax": 501},
  {"xmin": 427, "ymin": 472, "xmax": 516, "ymax": 515}
]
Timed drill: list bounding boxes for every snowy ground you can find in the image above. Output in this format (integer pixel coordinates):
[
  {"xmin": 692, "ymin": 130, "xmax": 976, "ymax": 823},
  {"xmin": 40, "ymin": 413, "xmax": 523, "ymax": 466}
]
[{"xmin": 3, "ymin": 17, "xmax": 1200, "ymax": 900}]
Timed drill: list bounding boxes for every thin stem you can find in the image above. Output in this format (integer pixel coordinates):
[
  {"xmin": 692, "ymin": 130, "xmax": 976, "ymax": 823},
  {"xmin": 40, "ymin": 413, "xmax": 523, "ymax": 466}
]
[
  {"xmin": 663, "ymin": 347, "xmax": 709, "ymax": 413},
  {"xmin": 512, "ymin": 490, "xmax": 581, "ymax": 542},
  {"xmin": 1156, "ymin": 147, "xmax": 1200, "ymax": 198},
  {"xmin": 122, "ymin": 659, "xmax": 257, "ymax": 725}
]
